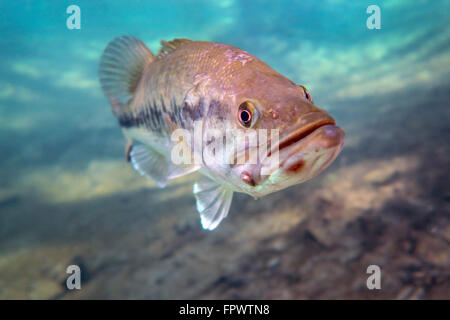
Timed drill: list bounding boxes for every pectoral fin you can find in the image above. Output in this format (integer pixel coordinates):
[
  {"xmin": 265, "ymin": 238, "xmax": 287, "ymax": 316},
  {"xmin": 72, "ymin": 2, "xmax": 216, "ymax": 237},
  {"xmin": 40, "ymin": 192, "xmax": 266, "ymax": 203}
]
[
  {"xmin": 130, "ymin": 144, "xmax": 199, "ymax": 187},
  {"xmin": 193, "ymin": 177, "xmax": 234, "ymax": 230}
]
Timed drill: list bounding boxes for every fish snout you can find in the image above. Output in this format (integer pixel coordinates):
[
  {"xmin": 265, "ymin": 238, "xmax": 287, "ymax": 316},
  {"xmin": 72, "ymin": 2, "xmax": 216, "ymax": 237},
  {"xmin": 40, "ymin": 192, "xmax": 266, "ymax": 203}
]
[{"xmin": 281, "ymin": 124, "xmax": 345, "ymax": 179}]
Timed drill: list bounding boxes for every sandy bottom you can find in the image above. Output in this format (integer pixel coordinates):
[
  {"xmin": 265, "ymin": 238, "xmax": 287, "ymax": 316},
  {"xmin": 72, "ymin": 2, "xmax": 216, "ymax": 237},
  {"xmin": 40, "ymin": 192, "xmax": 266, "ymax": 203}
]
[{"xmin": 0, "ymin": 85, "xmax": 449, "ymax": 299}]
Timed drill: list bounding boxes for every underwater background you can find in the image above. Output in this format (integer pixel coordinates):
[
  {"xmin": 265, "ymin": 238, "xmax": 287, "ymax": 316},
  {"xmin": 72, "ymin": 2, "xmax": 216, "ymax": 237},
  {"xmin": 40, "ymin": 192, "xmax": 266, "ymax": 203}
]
[{"xmin": 0, "ymin": 0, "xmax": 449, "ymax": 299}]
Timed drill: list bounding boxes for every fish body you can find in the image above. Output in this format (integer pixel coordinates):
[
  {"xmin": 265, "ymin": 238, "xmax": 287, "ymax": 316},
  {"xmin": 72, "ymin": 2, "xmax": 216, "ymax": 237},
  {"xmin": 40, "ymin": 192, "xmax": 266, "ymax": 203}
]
[{"xmin": 99, "ymin": 36, "xmax": 345, "ymax": 230}]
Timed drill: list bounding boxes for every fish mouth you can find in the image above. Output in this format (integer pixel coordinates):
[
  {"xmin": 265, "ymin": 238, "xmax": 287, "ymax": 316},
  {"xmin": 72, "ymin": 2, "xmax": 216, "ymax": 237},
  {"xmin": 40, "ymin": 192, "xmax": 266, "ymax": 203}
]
[
  {"xmin": 268, "ymin": 117, "xmax": 336, "ymax": 157},
  {"xmin": 254, "ymin": 114, "xmax": 343, "ymax": 185}
]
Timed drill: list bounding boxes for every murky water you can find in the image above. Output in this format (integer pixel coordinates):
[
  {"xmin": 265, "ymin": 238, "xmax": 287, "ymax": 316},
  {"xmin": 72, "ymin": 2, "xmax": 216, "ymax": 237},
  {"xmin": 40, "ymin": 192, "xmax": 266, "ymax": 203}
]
[{"xmin": 0, "ymin": 0, "xmax": 449, "ymax": 299}]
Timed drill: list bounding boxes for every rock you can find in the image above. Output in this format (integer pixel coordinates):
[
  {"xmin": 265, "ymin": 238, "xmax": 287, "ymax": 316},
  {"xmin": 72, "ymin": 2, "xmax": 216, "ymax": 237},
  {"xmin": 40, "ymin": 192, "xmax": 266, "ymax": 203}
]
[
  {"xmin": 415, "ymin": 232, "xmax": 450, "ymax": 268},
  {"xmin": 30, "ymin": 279, "xmax": 63, "ymax": 299},
  {"xmin": 395, "ymin": 286, "xmax": 425, "ymax": 300},
  {"xmin": 364, "ymin": 166, "xmax": 398, "ymax": 186},
  {"xmin": 266, "ymin": 257, "xmax": 280, "ymax": 269}
]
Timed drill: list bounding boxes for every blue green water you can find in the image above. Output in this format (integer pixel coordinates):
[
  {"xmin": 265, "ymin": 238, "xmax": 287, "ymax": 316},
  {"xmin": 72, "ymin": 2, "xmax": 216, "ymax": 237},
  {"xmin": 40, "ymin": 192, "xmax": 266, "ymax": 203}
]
[{"xmin": 0, "ymin": 1, "xmax": 449, "ymax": 299}]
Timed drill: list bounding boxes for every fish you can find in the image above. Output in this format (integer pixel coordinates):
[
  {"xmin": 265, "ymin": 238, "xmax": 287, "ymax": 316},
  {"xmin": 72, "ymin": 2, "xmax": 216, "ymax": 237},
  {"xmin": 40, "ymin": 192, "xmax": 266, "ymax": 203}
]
[{"xmin": 99, "ymin": 36, "xmax": 345, "ymax": 231}]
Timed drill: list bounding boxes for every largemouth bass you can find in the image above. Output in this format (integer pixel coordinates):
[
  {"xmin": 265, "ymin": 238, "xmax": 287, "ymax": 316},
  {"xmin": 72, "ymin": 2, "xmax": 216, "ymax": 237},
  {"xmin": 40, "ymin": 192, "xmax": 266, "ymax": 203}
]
[{"xmin": 99, "ymin": 36, "xmax": 344, "ymax": 230}]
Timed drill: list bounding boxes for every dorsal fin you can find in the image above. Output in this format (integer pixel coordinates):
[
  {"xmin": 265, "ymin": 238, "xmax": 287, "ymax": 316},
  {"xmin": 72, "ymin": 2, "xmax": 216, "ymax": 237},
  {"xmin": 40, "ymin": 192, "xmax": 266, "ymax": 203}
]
[
  {"xmin": 157, "ymin": 38, "xmax": 192, "ymax": 58},
  {"xmin": 99, "ymin": 36, "xmax": 154, "ymax": 116}
]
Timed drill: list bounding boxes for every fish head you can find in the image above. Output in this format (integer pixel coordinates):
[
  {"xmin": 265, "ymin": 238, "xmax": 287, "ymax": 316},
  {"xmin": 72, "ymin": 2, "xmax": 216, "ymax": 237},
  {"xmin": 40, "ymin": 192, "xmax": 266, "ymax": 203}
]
[{"xmin": 202, "ymin": 77, "xmax": 345, "ymax": 197}]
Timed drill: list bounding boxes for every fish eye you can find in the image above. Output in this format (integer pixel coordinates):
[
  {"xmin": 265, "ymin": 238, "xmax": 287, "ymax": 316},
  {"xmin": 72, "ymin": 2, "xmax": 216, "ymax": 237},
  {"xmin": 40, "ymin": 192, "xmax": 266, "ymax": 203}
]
[
  {"xmin": 299, "ymin": 85, "xmax": 312, "ymax": 101},
  {"xmin": 305, "ymin": 90, "xmax": 311, "ymax": 101},
  {"xmin": 238, "ymin": 101, "xmax": 254, "ymax": 128}
]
